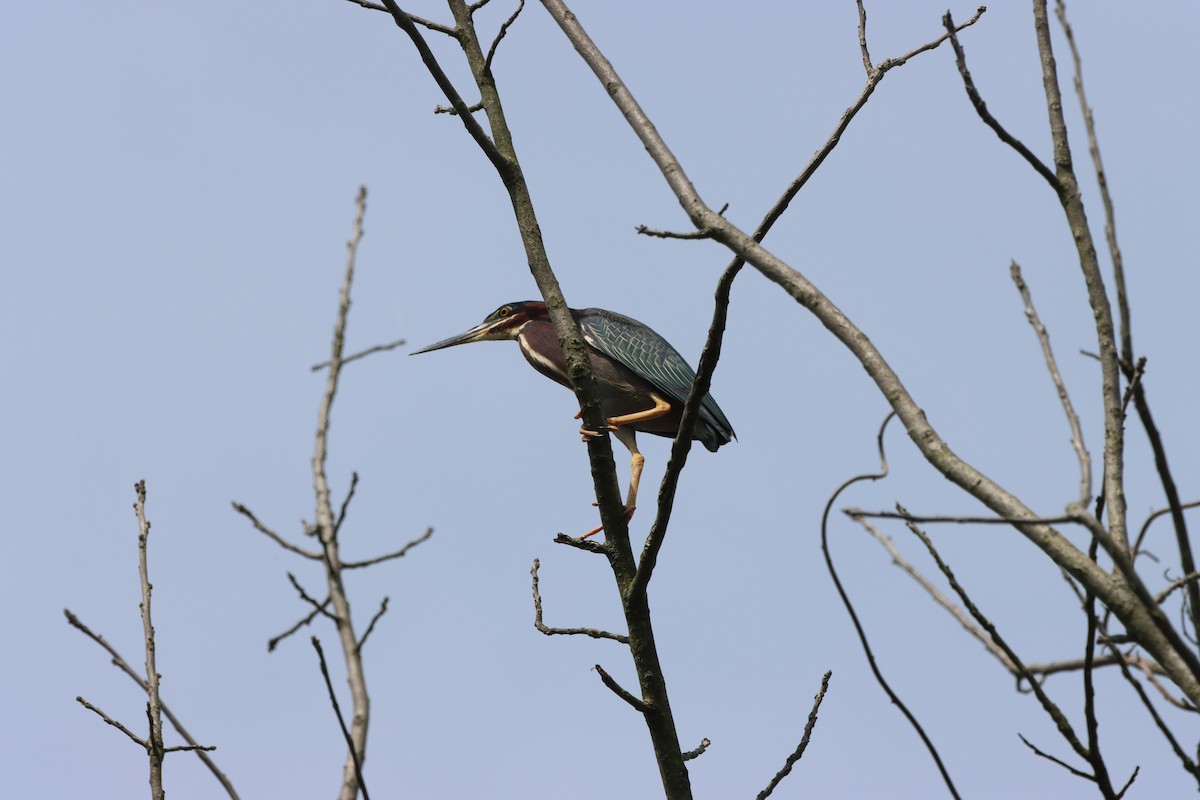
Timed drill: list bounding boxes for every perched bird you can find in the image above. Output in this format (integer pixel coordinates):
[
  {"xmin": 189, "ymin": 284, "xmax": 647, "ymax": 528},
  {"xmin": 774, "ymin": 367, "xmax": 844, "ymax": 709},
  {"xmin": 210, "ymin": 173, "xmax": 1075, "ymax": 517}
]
[{"xmin": 411, "ymin": 301, "xmax": 735, "ymax": 536}]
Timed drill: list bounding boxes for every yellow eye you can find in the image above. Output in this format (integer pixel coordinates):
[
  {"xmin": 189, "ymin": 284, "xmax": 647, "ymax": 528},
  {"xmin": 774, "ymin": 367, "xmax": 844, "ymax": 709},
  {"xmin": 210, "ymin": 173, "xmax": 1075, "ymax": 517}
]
[{"xmin": 498, "ymin": 306, "xmax": 511, "ymax": 318}]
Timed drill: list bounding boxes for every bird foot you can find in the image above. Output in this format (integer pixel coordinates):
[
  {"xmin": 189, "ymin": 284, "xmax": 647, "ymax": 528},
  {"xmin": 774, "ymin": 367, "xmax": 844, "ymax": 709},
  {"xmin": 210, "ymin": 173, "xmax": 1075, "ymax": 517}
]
[
  {"xmin": 575, "ymin": 410, "xmax": 621, "ymax": 441},
  {"xmin": 579, "ymin": 424, "xmax": 618, "ymax": 442}
]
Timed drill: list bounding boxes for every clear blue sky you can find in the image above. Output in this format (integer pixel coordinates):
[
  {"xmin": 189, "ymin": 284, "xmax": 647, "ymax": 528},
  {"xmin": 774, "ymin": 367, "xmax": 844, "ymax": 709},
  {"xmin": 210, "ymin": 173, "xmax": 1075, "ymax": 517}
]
[{"xmin": 5, "ymin": 1, "xmax": 1199, "ymax": 797}]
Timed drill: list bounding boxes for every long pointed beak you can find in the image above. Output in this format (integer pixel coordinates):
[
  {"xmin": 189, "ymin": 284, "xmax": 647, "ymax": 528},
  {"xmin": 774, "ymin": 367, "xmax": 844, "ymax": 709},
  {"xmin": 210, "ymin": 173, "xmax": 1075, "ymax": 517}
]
[{"xmin": 410, "ymin": 319, "xmax": 506, "ymax": 355}]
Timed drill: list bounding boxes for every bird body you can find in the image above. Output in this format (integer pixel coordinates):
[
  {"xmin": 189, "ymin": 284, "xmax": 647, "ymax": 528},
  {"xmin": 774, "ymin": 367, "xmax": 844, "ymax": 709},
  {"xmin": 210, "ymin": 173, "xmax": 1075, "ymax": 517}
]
[{"xmin": 412, "ymin": 300, "xmax": 734, "ymax": 535}]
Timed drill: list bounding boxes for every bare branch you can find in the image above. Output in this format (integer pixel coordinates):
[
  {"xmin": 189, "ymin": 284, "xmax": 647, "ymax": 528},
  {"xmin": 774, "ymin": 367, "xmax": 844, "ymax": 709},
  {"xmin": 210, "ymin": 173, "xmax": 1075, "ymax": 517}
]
[
  {"xmin": 342, "ymin": 526, "xmax": 434, "ymax": 569},
  {"xmin": 1081, "ymin": 540, "xmax": 1118, "ymax": 799},
  {"xmin": 553, "ymin": 532, "xmax": 609, "ymax": 554},
  {"xmin": 943, "ymin": 11, "xmax": 1059, "ymax": 188},
  {"xmin": 901, "ymin": 508, "xmax": 1093, "ymax": 769},
  {"xmin": 1018, "ymin": 734, "xmax": 1094, "ymax": 781},
  {"xmin": 333, "ymin": 472, "xmax": 359, "ymax": 540},
  {"xmin": 483, "ymin": 0, "xmax": 525, "ymax": 75},
  {"xmin": 134, "ymin": 481, "xmax": 165, "ymax": 799},
  {"xmin": 1134, "ymin": 501, "xmax": 1200, "ymax": 558},
  {"xmin": 629, "ymin": 7, "xmax": 985, "ymax": 598},
  {"xmin": 1054, "ymin": 0, "xmax": 1127, "ymax": 364},
  {"xmin": 1011, "ymin": 261, "xmax": 1091, "ymax": 505},
  {"xmin": 287, "ymin": 573, "xmax": 340, "ymax": 623},
  {"xmin": 531, "ymin": 559, "xmax": 629, "ymax": 643},
  {"xmin": 855, "ymin": 0, "xmax": 872, "ymax": 74},
  {"xmin": 232, "ymin": 502, "xmax": 323, "ymax": 560},
  {"xmin": 1055, "ymin": 1, "xmax": 1197, "ymax": 631},
  {"xmin": 856, "ymin": 516, "xmax": 1015, "ymax": 671},
  {"xmin": 1116, "ymin": 768, "xmax": 1140, "ymax": 800},
  {"xmin": 268, "ymin": 599, "xmax": 331, "ymax": 652},
  {"xmin": 312, "ymin": 638, "xmax": 371, "ymax": 800},
  {"xmin": 342, "ymin": 0, "xmax": 458, "ymax": 37},
  {"xmin": 1022, "ymin": 652, "xmax": 1163, "ymax": 683},
  {"xmin": 756, "ymin": 670, "xmax": 833, "ymax": 800},
  {"xmin": 378, "ymin": 2, "xmax": 507, "ymax": 169},
  {"xmin": 846, "ymin": 509, "xmax": 1077, "ymax": 526},
  {"xmin": 434, "ymin": 101, "xmax": 484, "ymax": 116},
  {"xmin": 1157, "ymin": 574, "xmax": 1200, "ymax": 606},
  {"xmin": 79, "ymin": 696, "xmax": 213, "ymax": 754},
  {"xmin": 681, "ymin": 737, "xmax": 710, "ymax": 762},
  {"xmin": 65, "ymin": 611, "xmax": 239, "ymax": 798},
  {"xmin": 593, "ymin": 664, "xmax": 646, "ymax": 713},
  {"xmin": 311, "ymin": 338, "xmax": 407, "ymax": 372},
  {"xmin": 635, "ymin": 225, "xmax": 714, "ymax": 241},
  {"xmin": 77, "ymin": 695, "xmax": 148, "ymax": 748},
  {"xmin": 817, "ymin": 415, "xmax": 961, "ymax": 798},
  {"xmin": 358, "ymin": 597, "xmax": 390, "ymax": 651},
  {"xmin": 163, "ymin": 744, "xmax": 217, "ymax": 754}
]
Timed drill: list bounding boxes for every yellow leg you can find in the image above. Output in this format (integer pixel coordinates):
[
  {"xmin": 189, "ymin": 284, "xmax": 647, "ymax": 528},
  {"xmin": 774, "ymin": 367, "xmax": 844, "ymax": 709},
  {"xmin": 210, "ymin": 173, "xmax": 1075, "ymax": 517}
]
[
  {"xmin": 580, "ymin": 428, "xmax": 643, "ymax": 539},
  {"xmin": 577, "ymin": 393, "xmax": 672, "ymax": 441}
]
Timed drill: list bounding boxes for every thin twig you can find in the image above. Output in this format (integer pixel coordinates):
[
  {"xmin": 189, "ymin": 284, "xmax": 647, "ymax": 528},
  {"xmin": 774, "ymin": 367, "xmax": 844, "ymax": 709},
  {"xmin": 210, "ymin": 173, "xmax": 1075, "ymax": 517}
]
[
  {"xmin": 434, "ymin": 101, "xmax": 484, "ymax": 115},
  {"xmin": 333, "ymin": 472, "xmax": 359, "ymax": 540},
  {"xmin": 358, "ymin": 597, "xmax": 390, "ymax": 650},
  {"xmin": 1134, "ymin": 501, "xmax": 1200, "ymax": 558},
  {"xmin": 1011, "ymin": 261, "xmax": 1091, "ymax": 506},
  {"xmin": 845, "ymin": 509, "xmax": 1077, "ymax": 526},
  {"xmin": 77, "ymin": 698, "xmax": 210, "ymax": 753},
  {"xmin": 134, "ymin": 481, "xmax": 165, "ymax": 800},
  {"xmin": 1082, "ymin": 540, "xmax": 1118, "ymax": 799},
  {"xmin": 1018, "ymin": 734, "xmax": 1094, "ymax": 781},
  {"xmin": 342, "ymin": 527, "xmax": 434, "ymax": 569},
  {"xmin": 818, "ymin": 416, "xmax": 961, "ymax": 799},
  {"xmin": 531, "ymin": 559, "xmax": 629, "ymax": 643},
  {"xmin": 553, "ymin": 532, "xmax": 608, "ymax": 554},
  {"xmin": 901, "ymin": 508, "xmax": 1095, "ymax": 772},
  {"xmin": 380, "ymin": 2, "xmax": 507, "ymax": 169},
  {"xmin": 1156, "ymin": 574, "xmax": 1200, "ymax": 606},
  {"xmin": 65, "ymin": 611, "xmax": 239, "ymax": 797},
  {"xmin": 635, "ymin": 225, "xmax": 714, "ymax": 240},
  {"xmin": 1021, "ymin": 652, "xmax": 1163, "ymax": 683},
  {"xmin": 288, "ymin": 573, "xmax": 340, "ymax": 623},
  {"xmin": 269, "ymin": 599, "xmax": 331, "ymax": 652},
  {"xmin": 855, "ymin": 0, "xmax": 872, "ymax": 74},
  {"xmin": 593, "ymin": 664, "xmax": 646, "ymax": 713},
  {"xmin": 311, "ymin": 338, "xmax": 407, "ymax": 372},
  {"xmin": 756, "ymin": 671, "xmax": 833, "ymax": 800},
  {"xmin": 77, "ymin": 696, "xmax": 148, "ymax": 747},
  {"xmin": 342, "ymin": 0, "xmax": 459, "ymax": 37},
  {"xmin": 312, "ymin": 638, "xmax": 371, "ymax": 800},
  {"xmin": 944, "ymin": 12, "xmax": 1058, "ymax": 189},
  {"xmin": 482, "ymin": 0, "xmax": 524, "ymax": 74},
  {"xmin": 630, "ymin": 6, "xmax": 987, "ymax": 603},
  {"xmin": 232, "ymin": 502, "xmax": 323, "ymax": 560},
  {"xmin": 856, "ymin": 516, "xmax": 1015, "ymax": 671},
  {"xmin": 681, "ymin": 738, "xmax": 711, "ymax": 762}
]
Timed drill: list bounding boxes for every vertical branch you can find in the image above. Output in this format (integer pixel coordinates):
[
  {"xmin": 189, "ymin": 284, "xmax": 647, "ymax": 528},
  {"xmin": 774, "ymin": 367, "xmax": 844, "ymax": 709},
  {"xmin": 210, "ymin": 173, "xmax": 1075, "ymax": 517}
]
[
  {"xmin": 1027, "ymin": 0, "xmax": 1128, "ymax": 552},
  {"xmin": 315, "ymin": 186, "xmax": 372, "ymax": 800},
  {"xmin": 379, "ymin": 4, "xmax": 688, "ymax": 795},
  {"xmin": 1054, "ymin": 0, "xmax": 1200, "ymax": 645},
  {"xmin": 313, "ymin": 637, "xmax": 371, "ymax": 800},
  {"xmin": 135, "ymin": 480, "xmax": 165, "ymax": 800},
  {"xmin": 379, "ymin": 0, "xmax": 630, "ymax": 545},
  {"xmin": 1010, "ymin": 261, "xmax": 1091, "ymax": 506}
]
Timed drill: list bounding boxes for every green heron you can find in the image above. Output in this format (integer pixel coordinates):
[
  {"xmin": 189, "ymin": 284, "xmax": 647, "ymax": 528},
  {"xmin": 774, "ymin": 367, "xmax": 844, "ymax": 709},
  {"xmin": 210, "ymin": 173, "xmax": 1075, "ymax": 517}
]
[{"xmin": 412, "ymin": 301, "xmax": 734, "ymax": 536}]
